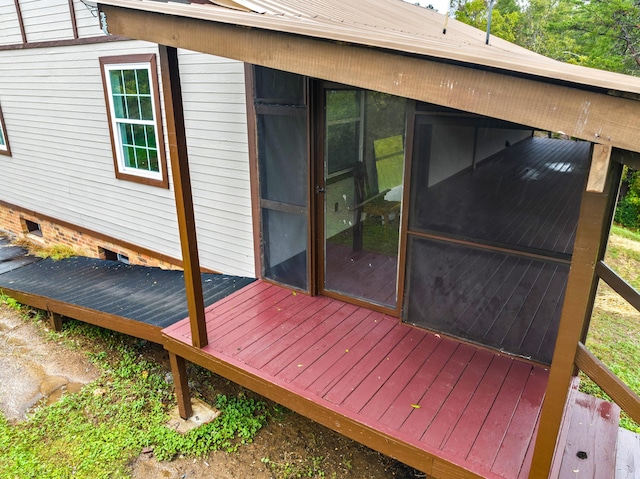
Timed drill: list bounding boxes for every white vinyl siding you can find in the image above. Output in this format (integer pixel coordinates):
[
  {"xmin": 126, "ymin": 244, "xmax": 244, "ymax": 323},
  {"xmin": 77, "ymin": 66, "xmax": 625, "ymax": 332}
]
[
  {"xmin": 0, "ymin": 3, "xmax": 23, "ymax": 45},
  {"xmin": 72, "ymin": 0, "xmax": 107, "ymax": 39},
  {"xmin": 19, "ymin": 0, "xmax": 74, "ymax": 42},
  {"xmin": 0, "ymin": 41, "xmax": 255, "ymax": 276},
  {"xmin": 178, "ymin": 49, "xmax": 254, "ymax": 275}
]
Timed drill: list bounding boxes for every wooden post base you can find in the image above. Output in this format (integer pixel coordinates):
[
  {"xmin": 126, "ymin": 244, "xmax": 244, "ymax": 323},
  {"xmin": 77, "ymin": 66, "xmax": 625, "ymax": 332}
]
[
  {"xmin": 48, "ymin": 311, "xmax": 63, "ymax": 331},
  {"xmin": 169, "ymin": 352, "xmax": 193, "ymax": 419}
]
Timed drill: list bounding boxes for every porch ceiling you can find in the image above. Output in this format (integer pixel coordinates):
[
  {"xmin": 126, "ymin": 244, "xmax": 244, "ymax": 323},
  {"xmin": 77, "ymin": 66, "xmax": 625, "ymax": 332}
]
[{"xmin": 98, "ymin": 0, "xmax": 640, "ymax": 154}]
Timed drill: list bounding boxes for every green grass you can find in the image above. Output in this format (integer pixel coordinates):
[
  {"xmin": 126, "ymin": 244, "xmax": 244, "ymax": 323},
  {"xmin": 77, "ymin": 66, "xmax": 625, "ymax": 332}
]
[
  {"xmin": 611, "ymin": 224, "xmax": 640, "ymax": 243},
  {"xmin": 0, "ymin": 304, "xmax": 268, "ymax": 479},
  {"xmin": 582, "ymin": 225, "xmax": 640, "ymax": 433}
]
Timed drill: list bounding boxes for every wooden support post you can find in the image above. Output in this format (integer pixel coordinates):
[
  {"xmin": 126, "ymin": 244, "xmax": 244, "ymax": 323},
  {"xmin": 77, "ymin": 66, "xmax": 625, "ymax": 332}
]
[
  {"xmin": 169, "ymin": 352, "xmax": 193, "ymax": 419},
  {"xmin": 48, "ymin": 310, "xmax": 63, "ymax": 332},
  {"xmin": 158, "ymin": 45, "xmax": 208, "ymax": 349},
  {"xmin": 529, "ymin": 145, "xmax": 621, "ymax": 478}
]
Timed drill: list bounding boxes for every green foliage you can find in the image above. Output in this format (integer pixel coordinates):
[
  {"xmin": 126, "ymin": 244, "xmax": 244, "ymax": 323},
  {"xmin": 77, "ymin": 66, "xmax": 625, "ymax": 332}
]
[
  {"xmin": 35, "ymin": 244, "xmax": 79, "ymax": 261},
  {"xmin": 615, "ymin": 168, "xmax": 640, "ymax": 229},
  {"xmin": 453, "ymin": 0, "xmax": 640, "ymax": 76},
  {"xmin": 0, "ymin": 321, "xmax": 268, "ymax": 479},
  {"xmin": 0, "ymin": 293, "xmax": 21, "ymax": 311},
  {"xmin": 581, "ymin": 227, "xmax": 640, "ymax": 433}
]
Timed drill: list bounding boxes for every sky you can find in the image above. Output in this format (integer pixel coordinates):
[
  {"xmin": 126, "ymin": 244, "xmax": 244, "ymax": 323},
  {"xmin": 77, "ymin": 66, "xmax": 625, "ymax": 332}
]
[{"xmin": 407, "ymin": 0, "xmax": 453, "ymax": 14}]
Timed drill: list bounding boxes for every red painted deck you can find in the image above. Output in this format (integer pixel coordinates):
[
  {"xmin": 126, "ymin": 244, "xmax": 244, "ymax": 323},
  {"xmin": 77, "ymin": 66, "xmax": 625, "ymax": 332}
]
[{"xmin": 163, "ymin": 280, "xmax": 549, "ymax": 479}]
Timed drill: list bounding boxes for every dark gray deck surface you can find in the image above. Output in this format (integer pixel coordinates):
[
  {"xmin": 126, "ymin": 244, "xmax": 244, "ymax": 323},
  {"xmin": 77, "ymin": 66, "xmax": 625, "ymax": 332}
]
[
  {"xmin": 0, "ymin": 235, "xmax": 41, "ymax": 274},
  {"xmin": 0, "ymin": 236, "xmax": 255, "ymax": 329}
]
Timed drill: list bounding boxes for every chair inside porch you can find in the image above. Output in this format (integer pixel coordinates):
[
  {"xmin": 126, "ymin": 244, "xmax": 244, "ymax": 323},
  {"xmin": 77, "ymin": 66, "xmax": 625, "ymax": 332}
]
[{"xmin": 163, "ymin": 280, "xmax": 548, "ymax": 479}]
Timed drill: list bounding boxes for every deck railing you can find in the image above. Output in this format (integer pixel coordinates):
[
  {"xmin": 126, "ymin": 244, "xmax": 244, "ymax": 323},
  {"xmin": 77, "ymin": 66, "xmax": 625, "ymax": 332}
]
[{"xmin": 576, "ymin": 260, "xmax": 640, "ymax": 425}]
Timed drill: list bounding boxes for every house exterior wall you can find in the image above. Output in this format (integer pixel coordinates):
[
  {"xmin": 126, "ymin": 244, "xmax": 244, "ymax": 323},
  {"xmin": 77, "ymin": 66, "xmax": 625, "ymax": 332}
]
[{"xmin": 0, "ymin": 1, "xmax": 255, "ymax": 277}]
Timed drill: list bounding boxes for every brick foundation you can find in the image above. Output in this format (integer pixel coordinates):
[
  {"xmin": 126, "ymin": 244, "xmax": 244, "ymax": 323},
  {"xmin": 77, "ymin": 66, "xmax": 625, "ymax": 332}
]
[{"xmin": 0, "ymin": 204, "xmax": 182, "ymax": 270}]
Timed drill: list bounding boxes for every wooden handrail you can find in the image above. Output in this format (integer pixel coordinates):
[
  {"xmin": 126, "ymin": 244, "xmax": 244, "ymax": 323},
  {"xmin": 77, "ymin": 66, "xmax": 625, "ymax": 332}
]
[
  {"xmin": 575, "ymin": 342, "xmax": 640, "ymax": 425},
  {"xmin": 596, "ymin": 261, "xmax": 640, "ymax": 313}
]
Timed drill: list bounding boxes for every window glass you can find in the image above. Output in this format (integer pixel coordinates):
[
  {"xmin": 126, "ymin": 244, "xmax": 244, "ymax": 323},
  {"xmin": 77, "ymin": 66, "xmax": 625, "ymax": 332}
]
[{"xmin": 100, "ymin": 55, "xmax": 166, "ymax": 186}]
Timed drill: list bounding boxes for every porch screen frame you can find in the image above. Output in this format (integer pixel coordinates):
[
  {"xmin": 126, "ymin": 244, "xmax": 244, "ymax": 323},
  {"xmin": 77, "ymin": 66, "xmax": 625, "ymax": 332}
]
[{"xmin": 247, "ymin": 65, "xmax": 313, "ymax": 292}]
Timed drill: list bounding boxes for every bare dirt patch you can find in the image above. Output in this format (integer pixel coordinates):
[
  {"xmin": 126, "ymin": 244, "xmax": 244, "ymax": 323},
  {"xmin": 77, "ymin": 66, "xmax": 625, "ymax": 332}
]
[{"xmin": 0, "ymin": 304, "xmax": 99, "ymax": 422}]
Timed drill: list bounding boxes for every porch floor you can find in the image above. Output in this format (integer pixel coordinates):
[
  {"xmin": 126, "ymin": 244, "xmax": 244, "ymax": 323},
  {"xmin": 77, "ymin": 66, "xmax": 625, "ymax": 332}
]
[{"xmin": 163, "ymin": 280, "xmax": 549, "ymax": 479}]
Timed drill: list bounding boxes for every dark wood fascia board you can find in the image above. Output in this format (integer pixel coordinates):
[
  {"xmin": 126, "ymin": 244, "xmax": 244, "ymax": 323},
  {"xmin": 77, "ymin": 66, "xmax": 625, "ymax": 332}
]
[
  {"xmin": 0, "ymin": 287, "xmax": 162, "ymax": 343},
  {"xmin": 612, "ymin": 148, "xmax": 640, "ymax": 171},
  {"xmin": 0, "ymin": 34, "xmax": 127, "ymax": 51},
  {"xmin": 14, "ymin": 0, "xmax": 27, "ymax": 44},
  {"xmin": 0, "ymin": 199, "xmax": 219, "ymax": 273},
  {"xmin": 68, "ymin": 0, "xmax": 79, "ymax": 40},
  {"xmin": 243, "ymin": 63, "xmax": 262, "ymax": 279},
  {"xmin": 99, "ymin": 4, "xmax": 640, "ymax": 154},
  {"xmin": 162, "ymin": 334, "xmax": 485, "ymax": 479}
]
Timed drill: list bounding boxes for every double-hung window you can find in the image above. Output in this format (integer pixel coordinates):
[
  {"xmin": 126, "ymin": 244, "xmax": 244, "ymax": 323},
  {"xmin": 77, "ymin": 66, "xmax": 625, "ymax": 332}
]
[
  {"xmin": 0, "ymin": 103, "xmax": 10, "ymax": 157},
  {"xmin": 100, "ymin": 54, "xmax": 168, "ymax": 187}
]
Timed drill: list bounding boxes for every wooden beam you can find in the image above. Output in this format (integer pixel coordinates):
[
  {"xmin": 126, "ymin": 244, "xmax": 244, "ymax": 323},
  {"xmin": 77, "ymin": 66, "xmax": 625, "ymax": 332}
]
[
  {"xmin": 68, "ymin": 0, "xmax": 79, "ymax": 40},
  {"xmin": 612, "ymin": 148, "xmax": 640, "ymax": 170},
  {"xmin": 169, "ymin": 352, "xmax": 193, "ymax": 419},
  {"xmin": 575, "ymin": 342, "xmax": 640, "ymax": 425},
  {"xmin": 0, "ymin": 288, "xmax": 162, "ymax": 342},
  {"xmin": 243, "ymin": 64, "xmax": 262, "ymax": 279},
  {"xmin": 158, "ymin": 45, "xmax": 208, "ymax": 349},
  {"xmin": 587, "ymin": 144, "xmax": 612, "ymax": 193},
  {"xmin": 99, "ymin": 4, "xmax": 640, "ymax": 154},
  {"xmin": 14, "ymin": 0, "xmax": 26, "ymax": 44},
  {"xmin": 529, "ymin": 157, "xmax": 620, "ymax": 478},
  {"xmin": 596, "ymin": 261, "xmax": 640, "ymax": 313}
]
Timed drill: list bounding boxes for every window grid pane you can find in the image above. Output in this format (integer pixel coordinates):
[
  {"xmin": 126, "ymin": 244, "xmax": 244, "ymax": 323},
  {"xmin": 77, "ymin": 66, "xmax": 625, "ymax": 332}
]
[{"xmin": 110, "ymin": 65, "xmax": 159, "ymax": 174}]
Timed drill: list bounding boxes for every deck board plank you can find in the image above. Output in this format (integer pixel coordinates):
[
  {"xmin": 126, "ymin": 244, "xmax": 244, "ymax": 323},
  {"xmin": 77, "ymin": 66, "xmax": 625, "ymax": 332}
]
[
  {"xmin": 421, "ymin": 348, "xmax": 495, "ymax": 448},
  {"xmin": 282, "ymin": 306, "xmax": 376, "ymax": 385},
  {"xmin": 378, "ymin": 339, "xmax": 460, "ymax": 430},
  {"xmin": 256, "ymin": 300, "xmax": 353, "ymax": 373},
  {"xmin": 466, "ymin": 360, "xmax": 533, "ymax": 468},
  {"xmin": 232, "ymin": 296, "xmax": 334, "ymax": 364},
  {"xmin": 342, "ymin": 327, "xmax": 427, "ymax": 414},
  {"xmin": 491, "ymin": 365, "xmax": 548, "ymax": 478},
  {"xmin": 306, "ymin": 314, "xmax": 398, "ymax": 396},
  {"xmin": 441, "ymin": 354, "xmax": 513, "ymax": 458},
  {"xmin": 397, "ymin": 344, "xmax": 476, "ymax": 438},
  {"xmin": 162, "ymin": 281, "xmax": 550, "ymax": 479},
  {"xmin": 322, "ymin": 324, "xmax": 412, "ymax": 405},
  {"xmin": 358, "ymin": 332, "xmax": 441, "ymax": 421}
]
